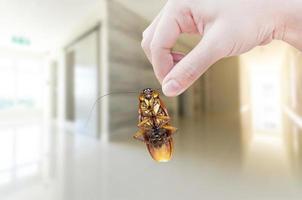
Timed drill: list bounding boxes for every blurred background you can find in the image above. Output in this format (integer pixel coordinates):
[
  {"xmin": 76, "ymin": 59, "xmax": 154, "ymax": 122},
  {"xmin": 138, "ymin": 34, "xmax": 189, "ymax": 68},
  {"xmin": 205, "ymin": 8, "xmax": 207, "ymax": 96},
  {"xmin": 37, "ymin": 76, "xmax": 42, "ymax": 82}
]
[{"xmin": 0, "ymin": 0, "xmax": 302, "ymax": 199}]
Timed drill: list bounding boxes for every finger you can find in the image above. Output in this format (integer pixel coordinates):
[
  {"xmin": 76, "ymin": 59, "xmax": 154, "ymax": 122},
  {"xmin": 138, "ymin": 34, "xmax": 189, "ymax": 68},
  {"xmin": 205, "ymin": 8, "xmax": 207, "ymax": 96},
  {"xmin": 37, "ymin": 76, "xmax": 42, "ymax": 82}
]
[
  {"xmin": 141, "ymin": 11, "xmax": 163, "ymax": 62},
  {"xmin": 150, "ymin": 14, "xmax": 181, "ymax": 83},
  {"xmin": 162, "ymin": 25, "xmax": 228, "ymax": 96}
]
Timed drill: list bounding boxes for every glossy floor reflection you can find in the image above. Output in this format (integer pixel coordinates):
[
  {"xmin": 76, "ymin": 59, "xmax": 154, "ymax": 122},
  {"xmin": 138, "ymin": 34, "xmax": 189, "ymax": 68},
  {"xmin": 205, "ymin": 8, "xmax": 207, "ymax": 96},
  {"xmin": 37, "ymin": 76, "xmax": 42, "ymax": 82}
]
[{"xmin": 0, "ymin": 112, "xmax": 302, "ymax": 200}]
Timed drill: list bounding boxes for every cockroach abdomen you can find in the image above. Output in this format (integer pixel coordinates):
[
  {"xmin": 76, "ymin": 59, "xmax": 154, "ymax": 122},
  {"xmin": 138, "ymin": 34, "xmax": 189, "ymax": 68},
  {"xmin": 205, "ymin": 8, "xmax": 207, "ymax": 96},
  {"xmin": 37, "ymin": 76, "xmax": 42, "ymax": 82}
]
[{"xmin": 146, "ymin": 138, "xmax": 173, "ymax": 162}]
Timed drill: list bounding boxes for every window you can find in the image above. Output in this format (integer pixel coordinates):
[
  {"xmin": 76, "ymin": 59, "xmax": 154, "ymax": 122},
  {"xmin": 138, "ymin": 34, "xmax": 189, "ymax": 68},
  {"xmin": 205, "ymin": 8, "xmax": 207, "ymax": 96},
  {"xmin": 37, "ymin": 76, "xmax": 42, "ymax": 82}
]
[{"xmin": 0, "ymin": 54, "xmax": 45, "ymax": 113}]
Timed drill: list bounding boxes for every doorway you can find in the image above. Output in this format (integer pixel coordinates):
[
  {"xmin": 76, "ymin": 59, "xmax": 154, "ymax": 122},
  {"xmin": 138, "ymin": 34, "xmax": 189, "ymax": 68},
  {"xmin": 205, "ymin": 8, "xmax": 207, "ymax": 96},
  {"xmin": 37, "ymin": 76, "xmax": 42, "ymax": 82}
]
[{"xmin": 65, "ymin": 27, "xmax": 100, "ymax": 138}]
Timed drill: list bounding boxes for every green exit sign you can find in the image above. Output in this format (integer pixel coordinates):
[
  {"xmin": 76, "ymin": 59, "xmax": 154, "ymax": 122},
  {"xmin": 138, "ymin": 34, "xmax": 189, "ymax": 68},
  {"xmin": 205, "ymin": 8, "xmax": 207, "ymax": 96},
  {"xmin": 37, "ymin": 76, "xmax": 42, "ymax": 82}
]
[{"xmin": 11, "ymin": 36, "xmax": 31, "ymax": 46}]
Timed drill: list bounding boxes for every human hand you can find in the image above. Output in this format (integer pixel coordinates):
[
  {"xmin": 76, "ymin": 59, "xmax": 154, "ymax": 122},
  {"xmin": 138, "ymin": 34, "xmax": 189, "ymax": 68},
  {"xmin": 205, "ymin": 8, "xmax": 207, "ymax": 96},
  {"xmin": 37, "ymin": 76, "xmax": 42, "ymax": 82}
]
[{"xmin": 141, "ymin": 0, "xmax": 302, "ymax": 96}]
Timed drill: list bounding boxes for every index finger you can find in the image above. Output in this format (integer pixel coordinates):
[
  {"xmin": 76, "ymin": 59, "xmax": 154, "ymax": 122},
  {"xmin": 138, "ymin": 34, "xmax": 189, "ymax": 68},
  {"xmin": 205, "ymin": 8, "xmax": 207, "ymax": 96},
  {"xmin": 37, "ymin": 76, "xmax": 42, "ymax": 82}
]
[{"xmin": 150, "ymin": 14, "xmax": 181, "ymax": 83}]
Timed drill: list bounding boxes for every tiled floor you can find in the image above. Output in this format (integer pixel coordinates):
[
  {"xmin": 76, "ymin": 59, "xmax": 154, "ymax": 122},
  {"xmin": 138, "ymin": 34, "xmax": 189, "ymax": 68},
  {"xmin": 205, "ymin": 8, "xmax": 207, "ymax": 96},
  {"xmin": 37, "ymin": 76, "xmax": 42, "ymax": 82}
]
[{"xmin": 0, "ymin": 111, "xmax": 302, "ymax": 200}]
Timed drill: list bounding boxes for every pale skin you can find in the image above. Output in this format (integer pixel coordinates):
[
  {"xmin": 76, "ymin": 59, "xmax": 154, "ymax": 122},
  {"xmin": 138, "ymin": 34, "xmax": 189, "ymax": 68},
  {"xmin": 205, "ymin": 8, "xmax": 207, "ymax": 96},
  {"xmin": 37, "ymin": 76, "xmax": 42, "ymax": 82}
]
[{"xmin": 141, "ymin": 0, "xmax": 302, "ymax": 96}]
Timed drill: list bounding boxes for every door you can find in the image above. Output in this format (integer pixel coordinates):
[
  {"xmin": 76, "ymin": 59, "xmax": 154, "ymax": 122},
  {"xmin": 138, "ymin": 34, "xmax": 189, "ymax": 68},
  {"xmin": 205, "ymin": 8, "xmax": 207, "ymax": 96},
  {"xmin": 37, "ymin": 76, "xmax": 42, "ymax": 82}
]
[{"xmin": 65, "ymin": 28, "xmax": 100, "ymax": 137}]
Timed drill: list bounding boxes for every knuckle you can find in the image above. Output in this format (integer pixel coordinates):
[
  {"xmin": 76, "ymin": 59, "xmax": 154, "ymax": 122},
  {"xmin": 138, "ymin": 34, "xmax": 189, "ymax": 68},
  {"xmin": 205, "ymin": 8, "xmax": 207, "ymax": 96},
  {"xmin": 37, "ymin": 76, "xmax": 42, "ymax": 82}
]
[
  {"xmin": 184, "ymin": 67, "xmax": 197, "ymax": 82},
  {"xmin": 220, "ymin": 40, "xmax": 236, "ymax": 57},
  {"xmin": 178, "ymin": 6, "xmax": 191, "ymax": 17},
  {"xmin": 177, "ymin": 64, "xmax": 198, "ymax": 84}
]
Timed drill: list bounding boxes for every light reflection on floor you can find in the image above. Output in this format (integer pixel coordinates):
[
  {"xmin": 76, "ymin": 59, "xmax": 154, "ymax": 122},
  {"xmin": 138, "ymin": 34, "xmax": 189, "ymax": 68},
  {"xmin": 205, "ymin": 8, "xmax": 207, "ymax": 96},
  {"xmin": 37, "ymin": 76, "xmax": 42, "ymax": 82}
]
[{"xmin": 0, "ymin": 112, "xmax": 302, "ymax": 200}]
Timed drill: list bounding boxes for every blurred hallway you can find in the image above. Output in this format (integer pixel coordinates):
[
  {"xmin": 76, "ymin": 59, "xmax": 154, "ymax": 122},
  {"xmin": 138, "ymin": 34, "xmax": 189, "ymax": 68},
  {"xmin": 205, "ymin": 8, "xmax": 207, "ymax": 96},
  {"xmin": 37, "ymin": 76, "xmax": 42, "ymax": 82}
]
[{"xmin": 0, "ymin": 0, "xmax": 302, "ymax": 200}]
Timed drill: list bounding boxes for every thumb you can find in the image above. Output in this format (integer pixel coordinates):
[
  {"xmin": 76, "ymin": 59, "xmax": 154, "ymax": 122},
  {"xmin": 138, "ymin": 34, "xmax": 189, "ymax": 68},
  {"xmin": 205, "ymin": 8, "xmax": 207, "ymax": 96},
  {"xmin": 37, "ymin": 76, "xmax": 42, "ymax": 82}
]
[{"xmin": 162, "ymin": 25, "xmax": 229, "ymax": 96}]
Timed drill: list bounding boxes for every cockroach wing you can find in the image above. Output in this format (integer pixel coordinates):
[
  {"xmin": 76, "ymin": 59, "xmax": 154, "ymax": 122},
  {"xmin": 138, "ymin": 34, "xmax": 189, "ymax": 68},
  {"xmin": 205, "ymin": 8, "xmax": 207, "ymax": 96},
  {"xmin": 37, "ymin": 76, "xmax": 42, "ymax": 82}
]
[{"xmin": 146, "ymin": 138, "xmax": 173, "ymax": 162}]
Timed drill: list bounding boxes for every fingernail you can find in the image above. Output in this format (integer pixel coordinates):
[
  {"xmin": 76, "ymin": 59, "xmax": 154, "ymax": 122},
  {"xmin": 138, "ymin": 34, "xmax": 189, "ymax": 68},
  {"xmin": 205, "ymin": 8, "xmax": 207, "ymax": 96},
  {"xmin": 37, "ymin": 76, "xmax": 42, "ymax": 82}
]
[{"xmin": 163, "ymin": 79, "xmax": 181, "ymax": 96}]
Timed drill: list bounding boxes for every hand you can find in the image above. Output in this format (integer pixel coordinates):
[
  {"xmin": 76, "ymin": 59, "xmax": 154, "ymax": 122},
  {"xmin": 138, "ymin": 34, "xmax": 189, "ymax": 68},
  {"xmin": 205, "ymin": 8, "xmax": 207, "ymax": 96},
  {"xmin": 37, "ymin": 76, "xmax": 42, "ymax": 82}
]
[{"xmin": 141, "ymin": 0, "xmax": 302, "ymax": 96}]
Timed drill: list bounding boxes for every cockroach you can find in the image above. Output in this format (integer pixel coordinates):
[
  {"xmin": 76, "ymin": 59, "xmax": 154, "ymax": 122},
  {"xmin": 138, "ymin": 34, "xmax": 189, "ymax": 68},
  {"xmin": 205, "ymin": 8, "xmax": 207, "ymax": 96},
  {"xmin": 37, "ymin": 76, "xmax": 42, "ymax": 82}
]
[
  {"xmin": 133, "ymin": 88, "xmax": 177, "ymax": 162},
  {"xmin": 86, "ymin": 88, "xmax": 177, "ymax": 162}
]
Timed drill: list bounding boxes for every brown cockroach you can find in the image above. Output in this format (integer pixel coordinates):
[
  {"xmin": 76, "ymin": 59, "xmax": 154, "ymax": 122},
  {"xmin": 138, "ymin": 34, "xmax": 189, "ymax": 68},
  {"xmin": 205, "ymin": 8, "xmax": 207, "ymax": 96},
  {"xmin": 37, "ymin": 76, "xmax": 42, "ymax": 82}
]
[
  {"xmin": 133, "ymin": 88, "xmax": 177, "ymax": 162},
  {"xmin": 86, "ymin": 88, "xmax": 177, "ymax": 162}
]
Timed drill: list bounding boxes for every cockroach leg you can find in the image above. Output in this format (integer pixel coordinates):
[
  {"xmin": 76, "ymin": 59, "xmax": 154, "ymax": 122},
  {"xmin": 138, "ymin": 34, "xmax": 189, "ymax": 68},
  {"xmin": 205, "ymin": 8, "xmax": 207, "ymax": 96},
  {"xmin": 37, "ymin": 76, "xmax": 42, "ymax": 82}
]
[
  {"xmin": 156, "ymin": 115, "xmax": 170, "ymax": 127},
  {"xmin": 157, "ymin": 115, "xmax": 170, "ymax": 121},
  {"xmin": 162, "ymin": 125, "xmax": 177, "ymax": 134},
  {"xmin": 133, "ymin": 130, "xmax": 145, "ymax": 142},
  {"xmin": 137, "ymin": 118, "xmax": 150, "ymax": 128},
  {"xmin": 153, "ymin": 103, "xmax": 160, "ymax": 114}
]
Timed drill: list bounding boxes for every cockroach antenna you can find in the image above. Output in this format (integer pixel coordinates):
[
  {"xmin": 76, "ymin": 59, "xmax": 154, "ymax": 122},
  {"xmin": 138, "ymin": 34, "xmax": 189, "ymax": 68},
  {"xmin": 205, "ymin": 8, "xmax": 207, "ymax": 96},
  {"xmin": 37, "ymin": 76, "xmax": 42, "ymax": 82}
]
[
  {"xmin": 84, "ymin": 91, "xmax": 137, "ymax": 129},
  {"xmin": 84, "ymin": 88, "xmax": 162, "ymax": 129}
]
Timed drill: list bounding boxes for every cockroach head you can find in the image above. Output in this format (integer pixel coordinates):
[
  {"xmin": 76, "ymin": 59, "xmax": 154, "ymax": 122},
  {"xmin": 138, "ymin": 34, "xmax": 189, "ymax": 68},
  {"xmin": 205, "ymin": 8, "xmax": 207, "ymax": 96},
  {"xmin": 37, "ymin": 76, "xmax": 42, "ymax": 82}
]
[{"xmin": 140, "ymin": 88, "xmax": 159, "ymax": 101}]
